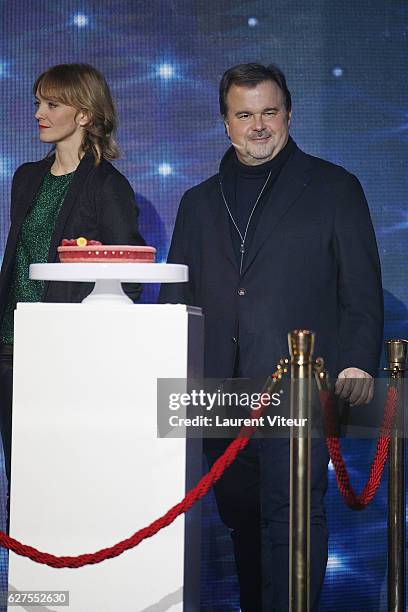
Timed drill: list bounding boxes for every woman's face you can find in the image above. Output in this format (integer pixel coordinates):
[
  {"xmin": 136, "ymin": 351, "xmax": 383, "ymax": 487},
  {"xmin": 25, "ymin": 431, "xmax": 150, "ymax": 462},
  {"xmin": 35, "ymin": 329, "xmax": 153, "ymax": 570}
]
[{"xmin": 34, "ymin": 90, "xmax": 87, "ymax": 147}]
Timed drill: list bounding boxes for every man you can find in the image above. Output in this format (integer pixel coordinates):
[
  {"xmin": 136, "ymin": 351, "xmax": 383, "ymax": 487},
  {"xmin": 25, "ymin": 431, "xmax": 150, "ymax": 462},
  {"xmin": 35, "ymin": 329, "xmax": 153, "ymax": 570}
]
[{"xmin": 159, "ymin": 64, "xmax": 383, "ymax": 610}]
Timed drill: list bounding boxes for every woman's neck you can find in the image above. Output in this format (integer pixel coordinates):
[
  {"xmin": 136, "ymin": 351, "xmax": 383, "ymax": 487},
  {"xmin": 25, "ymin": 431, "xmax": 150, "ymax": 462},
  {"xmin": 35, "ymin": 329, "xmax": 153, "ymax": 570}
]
[{"xmin": 51, "ymin": 141, "xmax": 84, "ymax": 176}]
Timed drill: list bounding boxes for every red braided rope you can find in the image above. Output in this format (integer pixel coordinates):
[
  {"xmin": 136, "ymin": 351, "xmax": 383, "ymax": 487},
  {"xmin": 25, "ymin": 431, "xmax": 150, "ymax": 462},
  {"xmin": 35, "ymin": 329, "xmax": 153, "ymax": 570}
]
[
  {"xmin": 0, "ymin": 401, "xmax": 264, "ymax": 568},
  {"xmin": 320, "ymin": 385, "xmax": 398, "ymax": 510},
  {"xmin": 0, "ymin": 379, "xmax": 395, "ymax": 565}
]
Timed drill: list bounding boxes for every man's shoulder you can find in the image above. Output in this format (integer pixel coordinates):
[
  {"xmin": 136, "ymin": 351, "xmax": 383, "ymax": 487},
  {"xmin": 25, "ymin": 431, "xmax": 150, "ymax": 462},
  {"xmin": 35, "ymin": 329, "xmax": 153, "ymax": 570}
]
[
  {"xmin": 182, "ymin": 173, "xmax": 220, "ymax": 198},
  {"xmin": 178, "ymin": 173, "xmax": 220, "ymax": 216},
  {"xmin": 295, "ymin": 146, "xmax": 356, "ymax": 184},
  {"xmin": 294, "ymin": 147, "xmax": 367, "ymax": 209}
]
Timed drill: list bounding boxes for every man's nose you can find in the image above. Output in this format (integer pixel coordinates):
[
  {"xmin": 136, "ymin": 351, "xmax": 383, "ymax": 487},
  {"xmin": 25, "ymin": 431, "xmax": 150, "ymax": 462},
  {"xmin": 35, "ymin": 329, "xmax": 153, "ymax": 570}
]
[{"xmin": 252, "ymin": 114, "xmax": 265, "ymax": 131}]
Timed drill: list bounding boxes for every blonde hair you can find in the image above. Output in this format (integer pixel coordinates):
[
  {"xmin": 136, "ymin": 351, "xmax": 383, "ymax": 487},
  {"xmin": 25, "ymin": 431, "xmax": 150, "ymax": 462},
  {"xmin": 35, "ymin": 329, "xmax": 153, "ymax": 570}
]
[{"xmin": 34, "ymin": 63, "xmax": 120, "ymax": 164}]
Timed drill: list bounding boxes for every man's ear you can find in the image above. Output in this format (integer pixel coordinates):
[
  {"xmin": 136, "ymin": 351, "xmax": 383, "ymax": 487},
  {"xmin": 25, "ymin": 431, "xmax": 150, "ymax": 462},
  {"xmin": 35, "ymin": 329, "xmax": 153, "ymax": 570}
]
[
  {"xmin": 287, "ymin": 110, "xmax": 292, "ymax": 128},
  {"xmin": 224, "ymin": 120, "xmax": 230, "ymax": 138}
]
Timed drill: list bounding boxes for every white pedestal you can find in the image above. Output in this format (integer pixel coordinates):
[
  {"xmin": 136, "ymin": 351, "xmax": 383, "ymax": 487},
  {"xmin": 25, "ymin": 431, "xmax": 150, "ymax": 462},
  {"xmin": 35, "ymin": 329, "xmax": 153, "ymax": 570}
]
[
  {"xmin": 8, "ymin": 303, "xmax": 203, "ymax": 612},
  {"xmin": 30, "ymin": 263, "xmax": 188, "ymax": 305}
]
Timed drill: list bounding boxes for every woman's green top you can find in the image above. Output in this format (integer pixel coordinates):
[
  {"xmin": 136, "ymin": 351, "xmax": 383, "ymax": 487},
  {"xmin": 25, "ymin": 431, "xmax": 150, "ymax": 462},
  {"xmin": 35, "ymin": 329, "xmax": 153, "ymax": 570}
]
[{"xmin": 0, "ymin": 170, "xmax": 74, "ymax": 345}]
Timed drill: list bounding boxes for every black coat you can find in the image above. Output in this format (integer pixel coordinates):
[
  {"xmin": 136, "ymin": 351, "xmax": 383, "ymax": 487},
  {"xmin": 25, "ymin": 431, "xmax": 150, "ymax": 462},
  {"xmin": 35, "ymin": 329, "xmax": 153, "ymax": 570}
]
[
  {"xmin": 159, "ymin": 143, "xmax": 384, "ymax": 378},
  {"xmin": 0, "ymin": 153, "xmax": 145, "ymax": 315}
]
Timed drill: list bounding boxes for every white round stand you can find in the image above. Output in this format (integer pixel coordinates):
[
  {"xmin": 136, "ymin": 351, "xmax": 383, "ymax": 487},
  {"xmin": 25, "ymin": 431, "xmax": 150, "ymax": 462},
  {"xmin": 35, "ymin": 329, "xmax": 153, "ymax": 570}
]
[{"xmin": 30, "ymin": 263, "xmax": 188, "ymax": 305}]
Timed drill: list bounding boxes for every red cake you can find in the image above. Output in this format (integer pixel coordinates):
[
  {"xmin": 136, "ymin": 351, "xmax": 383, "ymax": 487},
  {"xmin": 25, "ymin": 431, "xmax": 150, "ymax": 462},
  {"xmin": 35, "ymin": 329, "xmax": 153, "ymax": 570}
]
[{"xmin": 58, "ymin": 238, "xmax": 156, "ymax": 263}]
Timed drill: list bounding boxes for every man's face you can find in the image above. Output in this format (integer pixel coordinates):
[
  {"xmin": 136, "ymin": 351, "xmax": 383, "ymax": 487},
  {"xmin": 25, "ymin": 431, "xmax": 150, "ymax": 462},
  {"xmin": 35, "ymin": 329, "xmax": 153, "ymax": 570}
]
[{"xmin": 224, "ymin": 80, "xmax": 291, "ymax": 165}]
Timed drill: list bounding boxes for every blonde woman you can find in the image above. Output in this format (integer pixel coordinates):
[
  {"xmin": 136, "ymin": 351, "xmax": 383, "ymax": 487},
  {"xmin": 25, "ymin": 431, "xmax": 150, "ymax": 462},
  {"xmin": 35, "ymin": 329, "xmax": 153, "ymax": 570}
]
[{"xmin": 0, "ymin": 64, "xmax": 144, "ymax": 483}]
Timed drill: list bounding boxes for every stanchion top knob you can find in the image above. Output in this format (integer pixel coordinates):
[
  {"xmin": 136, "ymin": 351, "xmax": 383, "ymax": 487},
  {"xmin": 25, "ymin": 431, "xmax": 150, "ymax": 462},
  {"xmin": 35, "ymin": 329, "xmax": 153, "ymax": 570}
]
[
  {"xmin": 288, "ymin": 330, "xmax": 315, "ymax": 365},
  {"xmin": 385, "ymin": 339, "xmax": 408, "ymax": 368}
]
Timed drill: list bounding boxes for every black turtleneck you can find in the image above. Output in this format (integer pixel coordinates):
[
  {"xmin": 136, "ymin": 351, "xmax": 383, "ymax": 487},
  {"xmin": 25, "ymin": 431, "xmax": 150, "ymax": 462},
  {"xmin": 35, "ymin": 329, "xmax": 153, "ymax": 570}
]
[{"xmin": 220, "ymin": 137, "xmax": 295, "ymax": 269}]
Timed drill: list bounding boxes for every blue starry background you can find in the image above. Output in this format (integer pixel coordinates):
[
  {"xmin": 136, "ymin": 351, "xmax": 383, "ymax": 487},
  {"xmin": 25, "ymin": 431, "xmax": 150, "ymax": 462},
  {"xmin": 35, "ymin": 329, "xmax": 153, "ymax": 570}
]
[{"xmin": 0, "ymin": 1, "xmax": 407, "ymax": 610}]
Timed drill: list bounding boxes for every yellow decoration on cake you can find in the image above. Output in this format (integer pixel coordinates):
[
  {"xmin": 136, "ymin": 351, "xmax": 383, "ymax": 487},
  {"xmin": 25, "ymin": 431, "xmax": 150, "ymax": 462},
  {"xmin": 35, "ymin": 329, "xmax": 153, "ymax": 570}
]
[{"xmin": 76, "ymin": 237, "xmax": 88, "ymax": 247}]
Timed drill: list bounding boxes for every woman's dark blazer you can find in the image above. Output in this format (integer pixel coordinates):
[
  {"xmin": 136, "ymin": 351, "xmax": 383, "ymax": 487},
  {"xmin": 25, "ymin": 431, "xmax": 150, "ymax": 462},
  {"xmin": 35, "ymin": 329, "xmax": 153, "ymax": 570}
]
[{"xmin": 0, "ymin": 153, "xmax": 145, "ymax": 318}]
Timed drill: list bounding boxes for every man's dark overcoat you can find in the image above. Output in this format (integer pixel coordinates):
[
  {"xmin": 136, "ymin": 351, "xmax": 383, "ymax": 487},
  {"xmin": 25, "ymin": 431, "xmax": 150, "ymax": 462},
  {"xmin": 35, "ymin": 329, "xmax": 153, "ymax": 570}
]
[{"xmin": 160, "ymin": 142, "xmax": 383, "ymax": 379}]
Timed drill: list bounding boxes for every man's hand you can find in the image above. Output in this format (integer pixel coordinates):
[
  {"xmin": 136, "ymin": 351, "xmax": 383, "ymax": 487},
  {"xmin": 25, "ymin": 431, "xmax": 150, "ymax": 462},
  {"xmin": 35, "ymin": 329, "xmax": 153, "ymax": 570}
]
[{"xmin": 334, "ymin": 368, "xmax": 374, "ymax": 406}]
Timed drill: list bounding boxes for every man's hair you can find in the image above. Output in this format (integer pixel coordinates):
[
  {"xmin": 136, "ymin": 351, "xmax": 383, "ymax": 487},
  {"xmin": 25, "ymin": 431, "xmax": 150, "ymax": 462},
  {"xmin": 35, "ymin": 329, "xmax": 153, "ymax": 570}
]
[
  {"xmin": 219, "ymin": 63, "xmax": 292, "ymax": 118},
  {"xmin": 34, "ymin": 63, "xmax": 119, "ymax": 164}
]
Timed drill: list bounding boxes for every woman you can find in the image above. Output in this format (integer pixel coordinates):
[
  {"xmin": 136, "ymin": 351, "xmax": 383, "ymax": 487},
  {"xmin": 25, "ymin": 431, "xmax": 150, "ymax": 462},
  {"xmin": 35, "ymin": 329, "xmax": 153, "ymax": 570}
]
[{"xmin": 0, "ymin": 63, "xmax": 145, "ymax": 484}]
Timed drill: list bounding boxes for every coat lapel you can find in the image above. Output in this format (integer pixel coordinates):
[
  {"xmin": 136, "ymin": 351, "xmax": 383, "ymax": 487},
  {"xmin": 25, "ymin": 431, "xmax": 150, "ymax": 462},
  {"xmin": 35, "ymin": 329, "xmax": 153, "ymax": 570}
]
[
  {"xmin": 208, "ymin": 177, "xmax": 238, "ymax": 271},
  {"xmin": 47, "ymin": 154, "xmax": 95, "ymax": 262},
  {"xmin": 241, "ymin": 147, "xmax": 313, "ymax": 276}
]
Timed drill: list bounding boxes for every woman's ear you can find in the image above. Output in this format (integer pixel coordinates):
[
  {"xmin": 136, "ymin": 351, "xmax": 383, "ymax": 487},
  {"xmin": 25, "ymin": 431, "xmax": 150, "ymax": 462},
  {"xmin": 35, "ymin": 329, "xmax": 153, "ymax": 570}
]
[{"xmin": 76, "ymin": 110, "xmax": 90, "ymax": 127}]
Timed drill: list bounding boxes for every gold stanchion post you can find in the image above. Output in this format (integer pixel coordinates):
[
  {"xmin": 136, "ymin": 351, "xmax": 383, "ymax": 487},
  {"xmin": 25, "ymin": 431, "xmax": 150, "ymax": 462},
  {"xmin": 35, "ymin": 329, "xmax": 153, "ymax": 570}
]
[
  {"xmin": 385, "ymin": 339, "xmax": 407, "ymax": 612},
  {"xmin": 288, "ymin": 330, "xmax": 313, "ymax": 612}
]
